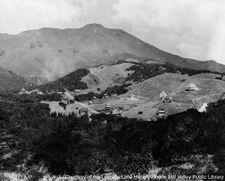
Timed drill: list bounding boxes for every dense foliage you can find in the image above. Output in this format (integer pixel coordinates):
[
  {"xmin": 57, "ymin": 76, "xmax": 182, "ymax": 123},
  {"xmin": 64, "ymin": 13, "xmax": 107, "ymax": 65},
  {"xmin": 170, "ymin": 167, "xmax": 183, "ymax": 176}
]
[
  {"xmin": 1, "ymin": 94, "xmax": 225, "ymax": 177},
  {"xmin": 125, "ymin": 62, "xmax": 221, "ymax": 83},
  {"xmin": 39, "ymin": 69, "xmax": 89, "ymax": 92},
  {"xmin": 15, "ymin": 92, "xmax": 63, "ymax": 102},
  {"xmin": 74, "ymin": 83, "xmax": 131, "ymax": 101},
  {"xmin": 74, "ymin": 92, "xmax": 100, "ymax": 102},
  {"xmin": 102, "ymin": 83, "xmax": 131, "ymax": 96}
]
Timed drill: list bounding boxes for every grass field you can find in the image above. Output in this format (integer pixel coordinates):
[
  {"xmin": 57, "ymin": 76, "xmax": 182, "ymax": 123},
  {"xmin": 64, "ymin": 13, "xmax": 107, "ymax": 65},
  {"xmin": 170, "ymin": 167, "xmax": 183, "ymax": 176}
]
[
  {"xmin": 81, "ymin": 63, "xmax": 134, "ymax": 92},
  {"xmin": 41, "ymin": 72, "xmax": 225, "ymax": 120}
]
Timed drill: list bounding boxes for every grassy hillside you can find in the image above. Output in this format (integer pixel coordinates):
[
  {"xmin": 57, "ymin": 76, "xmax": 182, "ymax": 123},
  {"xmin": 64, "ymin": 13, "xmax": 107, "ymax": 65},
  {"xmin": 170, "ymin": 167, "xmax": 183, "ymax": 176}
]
[{"xmin": 38, "ymin": 61, "xmax": 225, "ymax": 104}]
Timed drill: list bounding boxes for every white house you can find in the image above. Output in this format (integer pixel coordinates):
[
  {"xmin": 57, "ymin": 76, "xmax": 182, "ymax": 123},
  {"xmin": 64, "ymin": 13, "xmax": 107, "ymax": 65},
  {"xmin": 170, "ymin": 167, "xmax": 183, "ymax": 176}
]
[
  {"xmin": 192, "ymin": 98, "xmax": 208, "ymax": 113},
  {"xmin": 74, "ymin": 89, "xmax": 82, "ymax": 94},
  {"xmin": 64, "ymin": 90, "xmax": 74, "ymax": 101},
  {"xmin": 198, "ymin": 103, "xmax": 208, "ymax": 113},
  {"xmin": 156, "ymin": 108, "xmax": 168, "ymax": 119},
  {"xmin": 79, "ymin": 107, "xmax": 89, "ymax": 116},
  {"xmin": 130, "ymin": 94, "xmax": 139, "ymax": 101},
  {"xmin": 30, "ymin": 89, "xmax": 44, "ymax": 95},
  {"xmin": 103, "ymin": 93, "xmax": 108, "ymax": 99},
  {"xmin": 186, "ymin": 83, "xmax": 198, "ymax": 91},
  {"xmin": 18, "ymin": 88, "xmax": 28, "ymax": 95},
  {"xmin": 160, "ymin": 91, "xmax": 167, "ymax": 100},
  {"xmin": 18, "ymin": 88, "xmax": 44, "ymax": 95}
]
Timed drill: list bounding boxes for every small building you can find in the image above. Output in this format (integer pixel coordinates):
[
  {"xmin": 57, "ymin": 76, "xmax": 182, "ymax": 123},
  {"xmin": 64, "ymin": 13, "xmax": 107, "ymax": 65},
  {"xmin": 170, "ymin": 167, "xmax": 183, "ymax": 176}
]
[
  {"xmin": 126, "ymin": 93, "xmax": 139, "ymax": 101},
  {"xmin": 18, "ymin": 88, "xmax": 28, "ymax": 95},
  {"xmin": 163, "ymin": 96, "xmax": 173, "ymax": 103},
  {"xmin": 64, "ymin": 89, "xmax": 74, "ymax": 100},
  {"xmin": 192, "ymin": 96, "xmax": 211, "ymax": 113},
  {"xmin": 156, "ymin": 108, "xmax": 168, "ymax": 119},
  {"xmin": 104, "ymin": 104, "xmax": 112, "ymax": 114},
  {"xmin": 92, "ymin": 96, "xmax": 98, "ymax": 102},
  {"xmin": 130, "ymin": 94, "xmax": 137, "ymax": 101},
  {"xmin": 101, "ymin": 120, "xmax": 107, "ymax": 125},
  {"xmin": 37, "ymin": 90, "xmax": 44, "ymax": 95},
  {"xmin": 186, "ymin": 83, "xmax": 198, "ymax": 91},
  {"xmin": 198, "ymin": 103, "xmax": 208, "ymax": 113},
  {"xmin": 18, "ymin": 88, "xmax": 44, "ymax": 95},
  {"xmin": 62, "ymin": 90, "xmax": 74, "ymax": 104},
  {"xmin": 30, "ymin": 89, "xmax": 44, "ymax": 95},
  {"xmin": 103, "ymin": 93, "xmax": 108, "ymax": 99},
  {"xmin": 218, "ymin": 92, "xmax": 225, "ymax": 101},
  {"xmin": 112, "ymin": 107, "xmax": 123, "ymax": 116},
  {"xmin": 74, "ymin": 89, "xmax": 82, "ymax": 94},
  {"xmin": 160, "ymin": 91, "xmax": 167, "ymax": 100},
  {"xmin": 79, "ymin": 107, "xmax": 89, "ymax": 116}
]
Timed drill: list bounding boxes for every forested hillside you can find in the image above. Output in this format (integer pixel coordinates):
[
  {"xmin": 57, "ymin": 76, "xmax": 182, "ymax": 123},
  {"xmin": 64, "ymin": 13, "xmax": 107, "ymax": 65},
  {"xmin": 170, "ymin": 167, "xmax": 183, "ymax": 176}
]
[{"xmin": 0, "ymin": 93, "xmax": 225, "ymax": 179}]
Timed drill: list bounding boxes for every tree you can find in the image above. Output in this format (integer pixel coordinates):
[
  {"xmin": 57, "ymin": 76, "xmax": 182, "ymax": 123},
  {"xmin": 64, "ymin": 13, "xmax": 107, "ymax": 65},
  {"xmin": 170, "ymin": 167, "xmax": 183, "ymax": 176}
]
[{"xmin": 115, "ymin": 152, "xmax": 155, "ymax": 176}]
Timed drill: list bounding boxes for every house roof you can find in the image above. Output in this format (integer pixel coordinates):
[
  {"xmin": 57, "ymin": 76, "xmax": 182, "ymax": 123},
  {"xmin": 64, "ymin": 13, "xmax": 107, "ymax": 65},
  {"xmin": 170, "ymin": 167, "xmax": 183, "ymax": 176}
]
[
  {"xmin": 192, "ymin": 95, "xmax": 215, "ymax": 111},
  {"xmin": 198, "ymin": 103, "xmax": 208, "ymax": 113},
  {"xmin": 218, "ymin": 92, "xmax": 225, "ymax": 100},
  {"xmin": 187, "ymin": 83, "xmax": 197, "ymax": 87},
  {"xmin": 160, "ymin": 91, "xmax": 167, "ymax": 96}
]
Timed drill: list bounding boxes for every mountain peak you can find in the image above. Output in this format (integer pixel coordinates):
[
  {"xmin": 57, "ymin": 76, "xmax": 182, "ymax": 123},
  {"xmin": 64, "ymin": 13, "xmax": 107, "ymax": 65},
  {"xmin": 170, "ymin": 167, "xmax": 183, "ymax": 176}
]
[
  {"xmin": 1, "ymin": 23, "xmax": 225, "ymax": 83},
  {"xmin": 82, "ymin": 23, "xmax": 105, "ymax": 29},
  {"xmin": 81, "ymin": 23, "xmax": 107, "ymax": 33},
  {"xmin": 206, "ymin": 60, "xmax": 217, "ymax": 63}
]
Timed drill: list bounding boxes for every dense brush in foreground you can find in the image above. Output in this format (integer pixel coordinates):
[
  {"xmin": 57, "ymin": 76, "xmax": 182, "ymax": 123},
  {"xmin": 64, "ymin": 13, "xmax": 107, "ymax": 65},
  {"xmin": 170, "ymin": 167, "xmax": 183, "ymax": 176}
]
[{"xmin": 0, "ymin": 94, "xmax": 225, "ymax": 180}]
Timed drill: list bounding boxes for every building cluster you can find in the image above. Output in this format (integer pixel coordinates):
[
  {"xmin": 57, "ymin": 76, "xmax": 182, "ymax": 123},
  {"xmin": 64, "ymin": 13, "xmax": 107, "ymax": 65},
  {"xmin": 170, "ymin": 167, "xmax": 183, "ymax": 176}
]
[
  {"xmin": 62, "ymin": 90, "xmax": 75, "ymax": 104},
  {"xmin": 156, "ymin": 83, "xmax": 200, "ymax": 120},
  {"xmin": 18, "ymin": 88, "xmax": 44, "ymax": 95},
  {"xmin": 19, "ymin": 79, "xmax": 218, "ymax": 122},
  {"xmin": 97, "ymin": 103, "xmax": 124, "ymax": 116},
  {"xmin": 159, "ymin": 91, "xmax": 172, "ymax": 103}
]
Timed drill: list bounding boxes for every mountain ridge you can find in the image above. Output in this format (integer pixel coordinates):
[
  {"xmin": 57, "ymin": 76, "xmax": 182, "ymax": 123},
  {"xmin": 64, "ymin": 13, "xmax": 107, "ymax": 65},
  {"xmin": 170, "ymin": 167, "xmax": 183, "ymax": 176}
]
[
  {"xmin": 0, "ymin": 23, "xmax": 225, "ymax": 83},
  {"xmin": 0, "ymin": 66, "xmax": 26, "ymax": 92}
]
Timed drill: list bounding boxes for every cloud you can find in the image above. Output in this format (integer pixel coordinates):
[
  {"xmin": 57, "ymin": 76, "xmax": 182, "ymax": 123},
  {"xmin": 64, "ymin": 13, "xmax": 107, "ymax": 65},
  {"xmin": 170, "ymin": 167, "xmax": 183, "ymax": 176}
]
[
  {"xmin": 74, "ymin": 0, "xmax": 118, "ymax": 25},
  {"xmin": 0, "ymin": 0, "xmax": 118, "ymax": 33},
  {"xmin": 0, "ymin": 0, "xmax": 80, "ymax": 32},
  {"xmin": 0, "ymin": 0, "xmax": 225, "ymax": 64},
  {"xmin": 112, "ymin": 0, "xmax": 225, "ymax": 62}
]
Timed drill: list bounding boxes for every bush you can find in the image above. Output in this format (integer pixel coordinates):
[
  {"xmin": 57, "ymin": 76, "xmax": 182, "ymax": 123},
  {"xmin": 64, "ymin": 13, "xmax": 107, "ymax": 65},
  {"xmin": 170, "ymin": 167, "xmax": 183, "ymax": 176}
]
[
  {"xmin": 59, "ymin": 102, "xmax": 67, "ymax": 109},
  {"xmin": 213, "ymin": 149, "xmax": 225, "ymax": 173},
  {"xmin": 2, "ymin": 95, "xmax": 225, "ymax": 176}
]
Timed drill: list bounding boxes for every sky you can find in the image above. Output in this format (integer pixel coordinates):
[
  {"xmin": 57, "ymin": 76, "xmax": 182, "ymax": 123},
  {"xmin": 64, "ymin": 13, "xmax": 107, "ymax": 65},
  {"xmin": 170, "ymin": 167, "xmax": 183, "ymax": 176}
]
[{"xmin": 0, "ymin": 0, "xmax": 225, "ymax": 64}]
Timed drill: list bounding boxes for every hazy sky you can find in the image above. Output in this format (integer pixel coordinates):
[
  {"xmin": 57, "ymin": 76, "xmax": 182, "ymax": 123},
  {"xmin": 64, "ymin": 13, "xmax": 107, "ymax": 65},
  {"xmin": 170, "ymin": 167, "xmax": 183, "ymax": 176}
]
[{"xmin": 0, "ymin": 0, "xmax": 225, "ymax": 63}]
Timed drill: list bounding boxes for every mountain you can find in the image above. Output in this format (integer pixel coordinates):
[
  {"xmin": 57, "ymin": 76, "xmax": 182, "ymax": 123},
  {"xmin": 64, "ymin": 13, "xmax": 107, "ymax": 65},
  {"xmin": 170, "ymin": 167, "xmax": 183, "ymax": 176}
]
[
  {"xmin": 0, "ymin": 23, "xmax": 225, "ymax": 83},
  {"xmin": 0, "ymin": 66, "xmax": 26, "ymax": 92}
]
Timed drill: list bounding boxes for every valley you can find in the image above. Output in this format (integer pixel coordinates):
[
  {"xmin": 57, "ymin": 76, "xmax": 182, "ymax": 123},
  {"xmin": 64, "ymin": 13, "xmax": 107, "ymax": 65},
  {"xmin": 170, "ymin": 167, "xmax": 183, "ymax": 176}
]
[{"xmin": 18, "ymin": 60, "xmax": 225, "ymax": 122}]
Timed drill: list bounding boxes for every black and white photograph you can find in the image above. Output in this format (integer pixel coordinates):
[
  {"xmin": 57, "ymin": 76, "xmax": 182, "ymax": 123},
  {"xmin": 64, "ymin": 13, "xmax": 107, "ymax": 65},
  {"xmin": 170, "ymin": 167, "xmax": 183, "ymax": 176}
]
[{"xmin": 0, "ymin": 0, "xmax": 225, "ymax": 180}]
